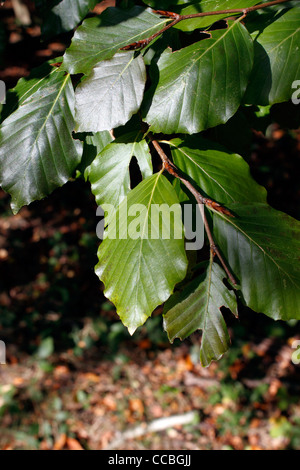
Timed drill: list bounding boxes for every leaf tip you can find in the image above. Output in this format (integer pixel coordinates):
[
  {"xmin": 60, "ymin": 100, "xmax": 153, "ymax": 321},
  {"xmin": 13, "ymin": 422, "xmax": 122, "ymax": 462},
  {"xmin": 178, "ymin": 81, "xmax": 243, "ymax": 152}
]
[
  {"xmin": 10, "ymin": 201, "xmax": 20, "ymax": 215},
  {"xmin": 128, "ymin": 325, "xmax": 137, "ymax": 336}
]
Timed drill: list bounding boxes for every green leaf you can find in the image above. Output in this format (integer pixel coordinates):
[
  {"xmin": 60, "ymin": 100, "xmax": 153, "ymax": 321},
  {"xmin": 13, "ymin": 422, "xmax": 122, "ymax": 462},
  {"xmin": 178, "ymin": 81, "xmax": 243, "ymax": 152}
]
[
  {"xmin": 163, "ymin": 259, "xmax": 237, "ymax": 367},
  {"xmin": 213, "ymin": 203, "xmax": 300, "ymax": 321},
  {"xmin": 170, "ymin": 0, "xmax": 261, "ymax": 32},
  {"xmin": 75, "ymin": 130, "xmax": 113, "ymax": 179},
  {"xmin": 145, "ymin": 20, "xmax": 253, "ymax": 134},
  {"xmin": 62, "ymin": 6, "xmax": 168, "ymax": 75},
  {"xmin": 75, "ymin": 52, "xmax": 146, "ymax": 132},
  {"xmin": 95, "ymin": 172, "xmax": 188, "ymax": 333},
  {"xmin": 142, "ymin": 0, "xmax": 193, "ymax": 8},
  {"xmin": 166, "ymin": 137, "xmax": 267, "ymax": 204},
  {"xmin": 1, "ymin": 58, "xmax": 62, "ymax": 123},
  {"xmin": 36, "ymin": 337, "xmax": 54, "ymax": 360},
  {"xmin": 35, "ymin": 0, "xmax": 98, "ymax": 38},
  {"xmin": 245, "ymin": 7, "xmax": 300, "ymax": 105},
  {"xmin": 88, "ymin": 133, "xmax": 153, "ymax": 213},
  {"xmin": 143, "ymin": 0, "xmax": 293, "ymax": 31},
  {"xmin": 0, "ymin": 69, "xmax": 83, "ymax": 214}
]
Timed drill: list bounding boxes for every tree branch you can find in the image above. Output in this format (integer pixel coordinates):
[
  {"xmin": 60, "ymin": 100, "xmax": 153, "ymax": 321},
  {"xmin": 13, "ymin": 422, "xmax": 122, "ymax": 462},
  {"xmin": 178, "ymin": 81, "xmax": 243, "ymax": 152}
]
[
  {"xmin": 151, "ymin": 139, "xmax": 238, "ymax": 286},
  {"xmin": 120, "ymin": 0, "xmax": 291, "ymax": 51}
]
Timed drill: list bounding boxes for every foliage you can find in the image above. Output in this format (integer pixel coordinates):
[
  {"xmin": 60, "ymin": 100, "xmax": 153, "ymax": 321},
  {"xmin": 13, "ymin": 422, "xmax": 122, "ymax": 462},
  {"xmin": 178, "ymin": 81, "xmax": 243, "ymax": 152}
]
[{"xmin": 0, "ymin": 0, "xmax": 300, "ymax": 366}]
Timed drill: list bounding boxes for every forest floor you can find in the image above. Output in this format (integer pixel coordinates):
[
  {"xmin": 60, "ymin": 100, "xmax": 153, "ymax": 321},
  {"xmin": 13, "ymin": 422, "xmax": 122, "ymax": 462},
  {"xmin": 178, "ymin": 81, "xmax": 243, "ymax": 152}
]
[{"xmin": 0, "ymin": 0, "xmax": 300, "ymax": 450}]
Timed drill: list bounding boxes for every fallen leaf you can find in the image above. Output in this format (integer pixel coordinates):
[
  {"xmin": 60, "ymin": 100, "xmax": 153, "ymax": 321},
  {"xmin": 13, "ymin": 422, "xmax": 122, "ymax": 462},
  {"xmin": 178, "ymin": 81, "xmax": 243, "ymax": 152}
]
[
  {"xmin": 66, "ymin": 437, "xmax": 84, "ymax": 450},
  {"xmin": 53, "ymin": 433, "xmax": 67, "ymax": 450}
]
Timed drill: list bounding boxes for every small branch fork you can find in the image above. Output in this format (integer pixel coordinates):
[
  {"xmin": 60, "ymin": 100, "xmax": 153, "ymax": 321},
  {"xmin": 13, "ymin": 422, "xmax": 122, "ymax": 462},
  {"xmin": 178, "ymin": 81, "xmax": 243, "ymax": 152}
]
[
  {"xmin": 151, "ymin": 139, "xmax": 237, "ymax": 286},
  {"xmin": 120, "ymin": 0, "xmax": 291, "ymax": 50}
]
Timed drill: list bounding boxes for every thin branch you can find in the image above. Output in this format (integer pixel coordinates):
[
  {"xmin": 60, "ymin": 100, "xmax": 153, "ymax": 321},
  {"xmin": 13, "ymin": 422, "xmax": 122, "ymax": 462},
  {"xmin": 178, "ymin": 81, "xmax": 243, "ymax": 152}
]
[
  {"xmin": 151, "ymin": 139, "xmax": 237, "ymax": 286},
  {"xmin": 151, "ymin": 139, "xmax": 233, "ymax": 217},
  {"xmin": 120, "ymin": 0, "xmax": 291, "ymax": 51},
  {"xmin": 198, "ymin": 204, "xmax": 237, "ymax": 286},
  {"xmin": 179, "ymin": 0, "xmax": 291, "ymax": 20}
]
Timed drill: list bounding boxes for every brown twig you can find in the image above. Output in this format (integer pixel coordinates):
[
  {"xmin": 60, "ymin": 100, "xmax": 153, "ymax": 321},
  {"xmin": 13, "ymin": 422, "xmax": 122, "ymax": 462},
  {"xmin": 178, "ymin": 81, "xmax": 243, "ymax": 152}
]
[
  {"xmin": 120, "ymin": 0, "xmax": 291, "ymax": 51},
  {"xmin": 151, "ymin": 139, "xmax": 237, "ymax": 286},
  {"xmin": 151, "ymin": 139, "xmax": 233, "ymax": 217},
  {"xmin": 177, "ymin": 0, "xmax": 290, "ymax": 20}
]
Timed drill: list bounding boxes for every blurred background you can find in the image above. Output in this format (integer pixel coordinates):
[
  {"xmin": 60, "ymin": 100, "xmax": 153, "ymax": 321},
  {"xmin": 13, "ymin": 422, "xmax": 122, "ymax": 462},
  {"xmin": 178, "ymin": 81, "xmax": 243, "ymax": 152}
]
[{"xmin": 0, "ymin": 0, "xmax": 300, "ymax": 450}]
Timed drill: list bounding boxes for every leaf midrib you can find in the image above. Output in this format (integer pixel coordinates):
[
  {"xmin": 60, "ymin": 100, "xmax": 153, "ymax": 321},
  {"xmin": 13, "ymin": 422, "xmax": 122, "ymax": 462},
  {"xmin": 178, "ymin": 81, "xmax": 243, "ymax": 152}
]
[
  {"xmin": 166, "ymin": 141, "xmax": 235, "ymax": 201},
  {"xmin": 68, "ymin": 13, "xmax": 168, "ymax": 66},
  {"xmin": 134, "ymin": 171, "xmax": 163, "ymax": 313},
  {"xmin": 160, "ymin": 18, "xmax": 243, "ymax": 88},
  {"xmin": 215, "ymin": 211, "xmax": 300, "ymax": 290},
  {"xmin": 18, "ymin": 73, "xmax": 70, "ymax": 194}
]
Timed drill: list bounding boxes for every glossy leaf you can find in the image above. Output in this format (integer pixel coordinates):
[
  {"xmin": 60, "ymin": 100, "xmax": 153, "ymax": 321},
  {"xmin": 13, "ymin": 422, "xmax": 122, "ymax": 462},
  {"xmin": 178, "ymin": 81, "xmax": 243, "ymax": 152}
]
[
  {"xmin": 164, "ymin": 259, "xmax": 237, "ymax": 367},
  {"xmin": 143, "ymin": 0, "xmax": 290, "ymax": 31},
  {"xmin": 88, "ymin": 134, "xmax": 153, "ymax": 212},
  {"xmin": 213, "ymin": 203, "xmax": 300, "ymax": 320},
  {"xmin": 167, "ymin": 137, "xmax": 267, "ymax": 204},
  {"xmin": 0, "ymin": 69, "xmax": 83, "ymax": 214},
  {"xmin": 76, "ymin": 130, "xmax": 113, "ymax": 179},
  {"xmin": 62, "ymin": 6, "xmax": 168, "ymax": 75},
  {"xmin": 35, "ymin": 0, "xmax": 98, "ymax": 38},
  {"xmin": 245, "ymin": 7, "xmax": 300, "ymax": 105},
  {"xmin": 142, "ymin": 0, "xmax": 195, "ymax": 7},
  {"xmin": 1, "ymin": 58, "xmax": 62, "ymax": 123},
  {"xmin": 171, "ymin": 0, "xmax": 260, "ymax": 32},
  {"xmin": 75, "ymin": 52, "xmax": 146, "ymax": 132},
  {"xmin": 145, "ymin": 20, "xmax": 253, "ymax": 134},
  {"xmin": 95, "ymin": 172, "xmax": 188, "ymax": 333}
]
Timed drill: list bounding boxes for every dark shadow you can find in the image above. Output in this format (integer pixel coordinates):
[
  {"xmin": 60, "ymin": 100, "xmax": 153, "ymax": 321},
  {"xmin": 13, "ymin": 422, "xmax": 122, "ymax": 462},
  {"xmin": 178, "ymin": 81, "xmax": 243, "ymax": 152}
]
[
  {"xmin": 245, "ymin": 7, "xmax": 290, "ymax": 35},
  {"xmin": 244, "ymin": 41, "xmax": 272, "ymax": 106}
]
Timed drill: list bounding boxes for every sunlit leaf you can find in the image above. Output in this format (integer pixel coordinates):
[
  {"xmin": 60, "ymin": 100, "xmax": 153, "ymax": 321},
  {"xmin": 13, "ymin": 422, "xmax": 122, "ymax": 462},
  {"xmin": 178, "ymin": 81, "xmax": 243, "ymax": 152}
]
[
  {"xmin": 95, "ymin": 172, "xmax": 188, "ymax": 333},
  {"xmin": 35, "ymin": 0, "xmax": 98, "ymax": 38},
  {"xmin": 214, "ymin": 203, "xmax": 300, "ymax": 320},
  {"xmin": 88, "ymin": 133, "xmax": 153, "ymax": 212},
  {"xmin": 245, "ymin": 6, "xmax": 300, "ymax": 105},
  {"xmin": 62, "ymin": 6, "xmax": 168, "ymax": 75},
  {"xmin": 75, "ymin": 52, "xmax": 146, "ymax": 132},
  {"xmin": 0, "ymin": 69, "xmax": 82, "ymax": 213},
  {"xmin": 164, "ymin": 259, "xmax": 237, "ymax": 367},
  {"xmin": 145, "ymin": 20, "xmax": 253, "ymax": 134},
  {"xmin": 166, "ymin": 137, "xmax": 267, "ymax": 204}
]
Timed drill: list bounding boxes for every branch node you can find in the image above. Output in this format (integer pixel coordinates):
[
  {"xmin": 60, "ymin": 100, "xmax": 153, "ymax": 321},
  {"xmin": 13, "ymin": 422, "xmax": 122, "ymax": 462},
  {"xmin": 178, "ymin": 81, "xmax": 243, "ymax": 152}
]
[
  {"xmin": 210, "ymin": 244, "xmax": 217, "ymax": 256},
  {"xmin": 119, "ymin": 0, "xmax": 290, "ymax": 51},
  {"xmin": 151, "ymin": 139, "xmax": 237, "ymax": 287}
]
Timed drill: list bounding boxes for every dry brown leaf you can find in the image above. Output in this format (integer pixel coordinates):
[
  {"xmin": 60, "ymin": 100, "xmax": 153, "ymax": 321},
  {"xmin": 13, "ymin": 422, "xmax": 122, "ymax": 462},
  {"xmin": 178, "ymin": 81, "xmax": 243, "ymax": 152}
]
[
  {"xmin": 129, "ymin": 398, "xmax": 144, "ymax": 416},
  {"xmin": 53, "ymin": 433, "xmax": 67, "ymax": 451},
  {"xmin": 66, "ymin": 437, "xmax": 84, "ymax": 451}
]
